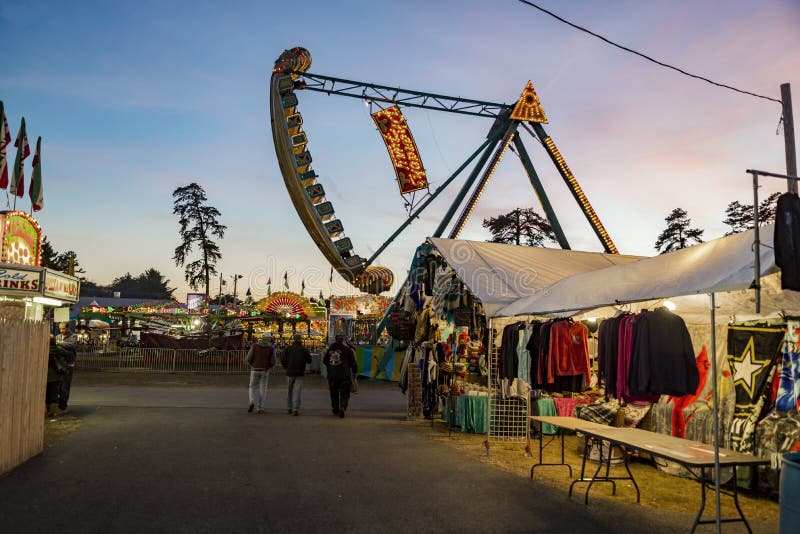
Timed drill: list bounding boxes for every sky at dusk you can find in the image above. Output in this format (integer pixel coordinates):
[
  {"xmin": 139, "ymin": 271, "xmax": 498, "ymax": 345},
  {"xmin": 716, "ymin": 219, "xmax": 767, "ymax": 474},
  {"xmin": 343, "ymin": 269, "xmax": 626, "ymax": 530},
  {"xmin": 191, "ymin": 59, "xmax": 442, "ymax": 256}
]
[{"xmin": 1, "ymin": 0, "xmax": 799, "ymax": 302}]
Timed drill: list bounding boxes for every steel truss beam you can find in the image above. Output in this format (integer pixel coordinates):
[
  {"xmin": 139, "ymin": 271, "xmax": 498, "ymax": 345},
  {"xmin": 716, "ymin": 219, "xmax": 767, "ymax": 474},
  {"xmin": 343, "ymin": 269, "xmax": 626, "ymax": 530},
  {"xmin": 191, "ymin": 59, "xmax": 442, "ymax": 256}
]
[{"xmin": 294, "ymin": 71, "xmax": 510, "ymax": 118}]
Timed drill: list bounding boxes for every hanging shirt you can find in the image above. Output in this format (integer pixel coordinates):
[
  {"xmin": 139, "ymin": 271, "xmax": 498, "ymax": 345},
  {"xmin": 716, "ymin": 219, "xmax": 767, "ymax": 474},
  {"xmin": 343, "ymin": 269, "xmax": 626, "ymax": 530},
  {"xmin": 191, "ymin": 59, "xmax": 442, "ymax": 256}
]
[
  {"xmin": 517, "ymin": 322, "xmax": 534, "ymax": 384},
  {"xmin": 629, "ymin": 308, "xmax": 698, "ymax": 397},
  {"xmin": 550, "ymin": 320, "xmax": 591, "ymax": 385},
  {"xmin": 774, "ymin": 192, "xmax": 800, "ymax": 290}
]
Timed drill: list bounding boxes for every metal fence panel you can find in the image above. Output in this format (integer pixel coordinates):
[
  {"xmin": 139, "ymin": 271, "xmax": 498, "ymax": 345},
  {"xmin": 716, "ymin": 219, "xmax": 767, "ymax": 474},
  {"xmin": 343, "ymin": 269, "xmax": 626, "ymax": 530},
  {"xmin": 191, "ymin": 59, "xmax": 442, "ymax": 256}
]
[{"xmin": 76, "ymin": 348, "xmax": 250, "ymax": 374}]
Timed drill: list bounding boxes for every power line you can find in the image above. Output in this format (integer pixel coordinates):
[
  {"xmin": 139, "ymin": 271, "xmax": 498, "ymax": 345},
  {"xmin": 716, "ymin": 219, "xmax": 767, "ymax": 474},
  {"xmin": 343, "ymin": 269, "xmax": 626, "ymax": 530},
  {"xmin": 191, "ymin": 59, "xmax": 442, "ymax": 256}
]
[{"xmin": 517, "ymin": 0, "xmax": 783, "ymax": 106}]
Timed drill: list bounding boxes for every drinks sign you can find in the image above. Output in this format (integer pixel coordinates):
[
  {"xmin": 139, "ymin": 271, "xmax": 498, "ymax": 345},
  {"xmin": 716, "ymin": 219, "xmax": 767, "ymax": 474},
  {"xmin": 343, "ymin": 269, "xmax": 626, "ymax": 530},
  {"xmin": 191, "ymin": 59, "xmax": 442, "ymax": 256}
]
[{"xmin": 0, "ymin": 265, "xmax": 41, "ymax": 296}]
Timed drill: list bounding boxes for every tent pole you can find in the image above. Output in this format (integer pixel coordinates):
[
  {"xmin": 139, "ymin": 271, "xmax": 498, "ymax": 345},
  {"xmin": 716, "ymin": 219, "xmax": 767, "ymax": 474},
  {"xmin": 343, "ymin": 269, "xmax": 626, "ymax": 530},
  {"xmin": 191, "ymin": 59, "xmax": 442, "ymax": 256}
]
[
  {"xmin": 751, "ymin": 171, "xmax": 761, "ymax": 314},
  {"xmin": 709, "ymin": 292, "xmax": 722, "ymax": 534}
]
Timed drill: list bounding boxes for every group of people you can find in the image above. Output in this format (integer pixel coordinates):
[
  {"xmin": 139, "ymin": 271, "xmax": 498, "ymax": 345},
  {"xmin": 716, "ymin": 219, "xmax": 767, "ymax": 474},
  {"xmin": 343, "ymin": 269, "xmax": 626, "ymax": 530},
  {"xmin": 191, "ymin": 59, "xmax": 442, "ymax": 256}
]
[
  {"xmin": 245, "ymin": 333, "xmax": 358, "ymax": 418},
  {"xmin": 46, "ymin": 322, "xmax": 77, "ymax": 416}
]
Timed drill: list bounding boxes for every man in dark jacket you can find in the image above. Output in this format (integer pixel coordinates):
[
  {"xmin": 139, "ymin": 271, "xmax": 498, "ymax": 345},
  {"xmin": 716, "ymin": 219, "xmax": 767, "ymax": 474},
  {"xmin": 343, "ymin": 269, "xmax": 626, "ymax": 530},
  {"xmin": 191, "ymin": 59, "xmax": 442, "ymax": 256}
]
[
  {"xmin": 55, "ymin": 322, "xmax": 77, "ymax": 414},
  {"xmin": 281, "ymin": 334, "xmax": 311, "ymax": 416},
  {"xmin": 324, "ymin": 335, "xmax": 359, "ymax": 418}
]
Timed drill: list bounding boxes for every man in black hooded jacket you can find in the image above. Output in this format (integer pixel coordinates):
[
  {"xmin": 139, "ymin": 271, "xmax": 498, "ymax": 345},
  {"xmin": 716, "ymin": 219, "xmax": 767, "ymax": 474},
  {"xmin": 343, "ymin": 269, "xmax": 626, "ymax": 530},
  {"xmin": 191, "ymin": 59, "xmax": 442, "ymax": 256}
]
[{"xmin": 323, "ymin": 335, "xmax": 358, "ymax": 418}]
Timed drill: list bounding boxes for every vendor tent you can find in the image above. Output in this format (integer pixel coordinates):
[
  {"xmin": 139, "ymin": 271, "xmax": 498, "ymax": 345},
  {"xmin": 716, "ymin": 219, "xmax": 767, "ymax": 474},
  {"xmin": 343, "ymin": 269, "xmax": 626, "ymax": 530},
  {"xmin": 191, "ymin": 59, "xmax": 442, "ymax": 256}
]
[
  {"xmin": 428, "ymin": 237, "xmax": 641, "ymax": 315},
  {"xmin": 494, "ymin": 223, "xmax": 797, "ymax": 533},
  {"xmin": 497, "ymin": 223, "xmax": 800, "ymax": 321}
]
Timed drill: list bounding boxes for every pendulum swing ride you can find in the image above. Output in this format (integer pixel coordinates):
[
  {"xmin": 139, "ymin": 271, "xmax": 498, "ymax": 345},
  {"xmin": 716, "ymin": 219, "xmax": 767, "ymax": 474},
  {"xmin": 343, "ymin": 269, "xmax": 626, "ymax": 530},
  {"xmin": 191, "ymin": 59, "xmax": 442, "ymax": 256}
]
[{"xmin": 269, "ymin": 47, "xmax": 618, "ymax": 295}]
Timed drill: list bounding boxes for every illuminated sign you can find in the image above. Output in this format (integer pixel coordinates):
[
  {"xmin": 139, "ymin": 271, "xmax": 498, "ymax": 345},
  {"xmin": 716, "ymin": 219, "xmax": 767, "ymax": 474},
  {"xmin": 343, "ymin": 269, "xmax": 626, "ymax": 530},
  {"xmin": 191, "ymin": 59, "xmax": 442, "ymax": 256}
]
[
  {"xmin": 0, "ymin": 211, "xmax": 42, "ymax": 266},
  {"xmin": 42, "ymin": 269, "xmax": 80, "ymax": 302},
  {"xmin": 187, "ymin": 293, "xmax": 207, "ymax": 311},
  {"xmin": 0, "ymin": 264, "xmax": 41, "ymax": 296},
  {"xmin": 371, "ymin": 106, "xmax": 429, "ymax": 194},
  {"xmin": 510, "ymin": 81, "xmax": 548, "ymax": 124}
]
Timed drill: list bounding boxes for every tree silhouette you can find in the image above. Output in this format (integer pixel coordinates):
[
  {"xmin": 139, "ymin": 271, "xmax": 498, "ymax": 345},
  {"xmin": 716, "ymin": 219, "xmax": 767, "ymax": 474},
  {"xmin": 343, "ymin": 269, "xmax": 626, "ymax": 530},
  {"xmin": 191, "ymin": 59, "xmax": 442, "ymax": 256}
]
[
  {"xmin": 172, "ymin": 183, "xmax": 226, "ymax": 296},
  {"xmin": 654, "ymin": 208, "xmax": 704, "ymax": 254},
  {"xmin": 722, "ymin": 192, "xmax": 780, "ymax": 235},
  {"xmin": 40, "ymin": 235, "xmax": 85, "ymax": 277},
  {"xmin": 112, "ymin": 268, "xmax": 175, "ymax": 299},
  {"xmin": 482, "ymin": 207, "xmax": 556, "ymax": 247}
]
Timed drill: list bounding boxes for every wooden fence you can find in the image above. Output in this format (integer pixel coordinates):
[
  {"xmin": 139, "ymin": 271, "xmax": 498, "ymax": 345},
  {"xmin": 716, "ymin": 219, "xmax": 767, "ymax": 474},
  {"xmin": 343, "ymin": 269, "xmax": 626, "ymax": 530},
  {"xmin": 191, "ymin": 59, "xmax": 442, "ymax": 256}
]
[{"xmin": 0, "ymin": 319, "xmax": 50, "ymax": 475}]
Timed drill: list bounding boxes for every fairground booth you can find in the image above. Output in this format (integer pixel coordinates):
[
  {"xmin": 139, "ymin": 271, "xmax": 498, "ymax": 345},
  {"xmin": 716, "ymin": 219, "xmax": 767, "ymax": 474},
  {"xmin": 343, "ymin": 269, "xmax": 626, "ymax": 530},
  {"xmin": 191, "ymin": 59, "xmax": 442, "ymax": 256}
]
[
  {"xmin": 389, "ymin": 237, "xmax": 640, "ymax": 424},
  {"xmin": 0, "ymin": 210, "xmax": 79, "ymax": 476},
  {"xmin": 328, "ymin": 294, "xmax": 400, "ymax": 380},
  {"xmin": 76, "ymin": 291, "xmax": 328, "ymax": 352},
  {"xmin": 0, "ymin": 211, "xmax": 80, "ymax": 319},
  {"xmin": 392, "ymin": 225, "xmax": 800, "ymax": 528}
]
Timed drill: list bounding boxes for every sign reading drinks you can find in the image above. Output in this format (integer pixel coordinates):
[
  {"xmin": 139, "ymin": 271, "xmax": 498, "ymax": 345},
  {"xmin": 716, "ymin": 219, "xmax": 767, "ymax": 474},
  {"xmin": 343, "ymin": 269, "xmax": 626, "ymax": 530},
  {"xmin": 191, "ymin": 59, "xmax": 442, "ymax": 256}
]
[
  {"xmin": 0, "ymin": 265, "xmax": 41, "ymax": 296},
  {"xmin": 42, "ymin": 269, "xmax": 80, "ymax": 303}
]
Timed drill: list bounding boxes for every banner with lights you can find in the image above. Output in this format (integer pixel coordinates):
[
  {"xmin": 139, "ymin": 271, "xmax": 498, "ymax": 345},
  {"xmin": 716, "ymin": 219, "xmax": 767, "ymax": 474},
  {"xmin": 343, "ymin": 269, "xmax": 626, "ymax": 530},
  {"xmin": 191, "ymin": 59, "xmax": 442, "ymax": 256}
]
[
  {"xmin": 0, "ymin": 211, "xmax": 42, "ymax": 266},
  {"xmin": 371, "ymin": 105, "xmax": 429, "ymax": 194},
  {"xmin": 255, "ymin": 291, "xmax": 326, "ymax": 319}
]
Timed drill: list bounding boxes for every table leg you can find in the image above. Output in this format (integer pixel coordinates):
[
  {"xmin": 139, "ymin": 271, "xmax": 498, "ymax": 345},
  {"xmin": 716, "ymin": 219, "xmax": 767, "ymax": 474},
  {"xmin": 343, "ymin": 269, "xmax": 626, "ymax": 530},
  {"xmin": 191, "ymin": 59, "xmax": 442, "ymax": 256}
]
[
  {"xmin": 621, "ymin": 447, "xmax": 640, "ymax": 503},
  {"xmin": 561, "ymin": 429, "xmax": 572, "ymax": 477},
  {"xmin": 731, "ymin": 468, "xmax": 753, "ymax": 534},
  {"xmin": 569, "ymin": 435, "xmax": 590, "ymax": 498},
  {"xmin": 584, "ymin": 439, "xmax": 616, "ymax": 505},
  {"xmin": 689, "ymin": 467, "xmax": 707, "ymax": 534},
  {"xmin": 531, "ymin": 428, "xmax": 573, "ymax": 478}
]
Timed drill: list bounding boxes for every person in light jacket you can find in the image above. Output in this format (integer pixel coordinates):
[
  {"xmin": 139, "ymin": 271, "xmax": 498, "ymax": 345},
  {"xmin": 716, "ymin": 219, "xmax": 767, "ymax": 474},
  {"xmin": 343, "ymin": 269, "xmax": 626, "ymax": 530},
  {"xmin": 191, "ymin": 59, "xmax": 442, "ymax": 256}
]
[{"xmin": 246, "ymin": 334, "xmax": 276, "ymax": 414}]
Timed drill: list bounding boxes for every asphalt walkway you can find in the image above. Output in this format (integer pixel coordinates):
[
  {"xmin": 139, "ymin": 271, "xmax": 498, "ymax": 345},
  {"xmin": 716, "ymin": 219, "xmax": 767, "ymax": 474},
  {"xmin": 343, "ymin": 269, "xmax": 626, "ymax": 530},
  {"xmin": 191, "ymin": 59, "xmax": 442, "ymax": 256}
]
[{"xmin": 0, "ymin": 379, "xmax": 773, "ymax": 533}]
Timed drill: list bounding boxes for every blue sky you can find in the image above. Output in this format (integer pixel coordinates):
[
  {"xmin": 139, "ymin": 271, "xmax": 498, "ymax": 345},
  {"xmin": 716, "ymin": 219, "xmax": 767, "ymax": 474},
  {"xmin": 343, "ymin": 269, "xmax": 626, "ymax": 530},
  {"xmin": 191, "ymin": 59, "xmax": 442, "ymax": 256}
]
[{"xmin": 1, "ymin": 0, "xmax": 798, "ymax": 300}]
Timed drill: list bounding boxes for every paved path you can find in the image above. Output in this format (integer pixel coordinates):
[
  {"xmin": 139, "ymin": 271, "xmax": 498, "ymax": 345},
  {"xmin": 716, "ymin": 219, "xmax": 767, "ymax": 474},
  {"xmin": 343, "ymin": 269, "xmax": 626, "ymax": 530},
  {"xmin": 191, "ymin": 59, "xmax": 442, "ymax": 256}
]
[{"xmin": 0, "ymin": 382, "xmax": 772, "ymax": 533}]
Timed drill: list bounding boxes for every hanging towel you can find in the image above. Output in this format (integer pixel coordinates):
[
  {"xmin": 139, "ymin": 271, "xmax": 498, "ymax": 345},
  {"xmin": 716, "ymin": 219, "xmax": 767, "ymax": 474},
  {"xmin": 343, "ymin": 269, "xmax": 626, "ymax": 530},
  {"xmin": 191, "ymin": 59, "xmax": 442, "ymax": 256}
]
[
  {"xmin": 553, "ymin": 397, "xmax": 578, "ymax": 418},
  {"xmin": 537, "ymin": 398, "xmax": 558, "ymax": 434}
]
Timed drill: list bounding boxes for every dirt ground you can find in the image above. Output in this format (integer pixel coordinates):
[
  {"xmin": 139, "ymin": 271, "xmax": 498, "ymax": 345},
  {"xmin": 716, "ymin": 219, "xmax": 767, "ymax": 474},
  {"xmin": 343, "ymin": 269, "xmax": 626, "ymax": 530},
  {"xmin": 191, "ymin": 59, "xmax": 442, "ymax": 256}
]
[
  {"xmin": 409, "ymin": 418, "xmax": 780, "ymax": 524},
  {"xmin": 47, "ymin": 371, "xmax": 779, "ymax": 525}
]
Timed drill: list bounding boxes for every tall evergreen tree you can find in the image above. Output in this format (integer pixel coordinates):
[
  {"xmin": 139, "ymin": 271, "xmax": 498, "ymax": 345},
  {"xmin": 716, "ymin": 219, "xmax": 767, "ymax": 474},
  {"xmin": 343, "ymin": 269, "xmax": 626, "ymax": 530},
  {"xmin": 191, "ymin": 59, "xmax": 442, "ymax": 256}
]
[
  {"xmin": 482, "ymin": 207, "xmax": 556, "ymax": 247},
  {"xmin": 654, "ymin": 208, "xmax": 704, "ymax": 254},
  {"xmin": 172, "ymin": 183, "xmax": 226, "ymax": 296},
  {"xmin": 722, "ymin": 192, "xmax": 780, "ymax": 235},
  {"xmin": 40, "ymin": 235, "xmax": 85, "ymax": 276}
]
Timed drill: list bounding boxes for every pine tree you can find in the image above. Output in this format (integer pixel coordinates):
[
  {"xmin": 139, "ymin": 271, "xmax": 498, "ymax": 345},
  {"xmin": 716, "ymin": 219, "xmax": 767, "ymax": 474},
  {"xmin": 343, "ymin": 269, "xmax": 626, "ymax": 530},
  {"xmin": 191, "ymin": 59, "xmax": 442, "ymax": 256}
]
[
  {"xmin": 172, "ymin": 183, "xmax": 226, "ymax": 296},
  {"xmin": 40, "ymin": 236, "xmax": 85, "ymax": 276},
  {"xmin": 722, "ymin": 192, "xmax": 780, "ymax": 235},
  {"xmin": 482, "ymin": 207, "xmax": 556, "ymax": 247},
  {"xmin": 654, "ymin": 208, "xmax": 704, "ymax": 254}
]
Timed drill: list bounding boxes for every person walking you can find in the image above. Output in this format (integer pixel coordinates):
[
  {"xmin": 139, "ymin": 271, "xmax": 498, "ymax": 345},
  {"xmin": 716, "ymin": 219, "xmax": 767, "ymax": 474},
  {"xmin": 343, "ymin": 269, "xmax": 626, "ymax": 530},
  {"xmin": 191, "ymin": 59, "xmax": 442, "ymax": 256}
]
[
  {"xmin": 324, "ymin": 334, "xmax": 358, "ymax": 418},
  {"xmin": 54, "ymin": 323, "xmax": 77, "ymax": 415},
  {"xmin": 45, "ymin": 337, "xmax": 67, "ymax": 416},
  {"xmin": 246, "ymin": 334, "xmax": 276, "ymax": 414},
  {"xmin": 281, "ymin": 333, "xmax": 311, "ymax": 416}
]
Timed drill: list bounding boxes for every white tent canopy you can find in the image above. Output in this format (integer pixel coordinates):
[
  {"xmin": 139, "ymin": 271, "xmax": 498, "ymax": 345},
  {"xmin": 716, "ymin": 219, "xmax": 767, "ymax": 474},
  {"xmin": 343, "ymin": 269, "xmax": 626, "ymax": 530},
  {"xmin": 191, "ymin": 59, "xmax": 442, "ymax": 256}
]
[
  {"xmin": 497, "ymin": 223, "xmax": 800, "ymax": 322},
  {"xmin": 428, "ymin": 237, "xmax": 642, "ymax": 316}
]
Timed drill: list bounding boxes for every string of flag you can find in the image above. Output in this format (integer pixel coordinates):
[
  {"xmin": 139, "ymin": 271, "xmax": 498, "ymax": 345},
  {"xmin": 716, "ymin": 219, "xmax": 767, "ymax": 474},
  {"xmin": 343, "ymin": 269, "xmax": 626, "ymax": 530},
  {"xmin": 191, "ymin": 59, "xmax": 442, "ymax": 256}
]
[{"xmin": 0, "ymin": 101, "xmax": 44, "ymax": 213}]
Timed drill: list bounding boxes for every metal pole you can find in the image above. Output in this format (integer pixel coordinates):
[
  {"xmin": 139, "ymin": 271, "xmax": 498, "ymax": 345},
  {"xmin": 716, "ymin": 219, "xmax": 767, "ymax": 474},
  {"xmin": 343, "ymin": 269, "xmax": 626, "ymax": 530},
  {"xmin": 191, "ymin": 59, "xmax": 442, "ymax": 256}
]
[
  {"xmin": 709, "ymin": 293, "xmax": 721, "ymax": 534},
  {"xmin": 512, "ymin": 134, "xmax": 571, "ymax": 249},
  {"xmin": 449, "ymin": 121, "xmax": 519, "ymax": 239},
  {"xmin": 365, "ymin": 135, "xmax": 497, "ymax": 266},
  {"xmin": 752, "ymin": 171, "xmax": 761, "ymax": 314},
  {"xmin": 433, "ymin": 118, "xmax": 510, "ymax": 238},
  {"xmin": 781, "ymin": 83, "xmax": 798, "ymax": 194}
]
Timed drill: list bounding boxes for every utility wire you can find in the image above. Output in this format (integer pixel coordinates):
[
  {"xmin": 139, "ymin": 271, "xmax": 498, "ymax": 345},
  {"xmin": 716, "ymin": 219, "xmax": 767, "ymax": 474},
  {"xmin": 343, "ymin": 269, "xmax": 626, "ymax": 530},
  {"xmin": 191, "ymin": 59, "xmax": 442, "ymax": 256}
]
[{"xmin": 517, "ymin": 0, "xmax": 783, "ymax": 106}]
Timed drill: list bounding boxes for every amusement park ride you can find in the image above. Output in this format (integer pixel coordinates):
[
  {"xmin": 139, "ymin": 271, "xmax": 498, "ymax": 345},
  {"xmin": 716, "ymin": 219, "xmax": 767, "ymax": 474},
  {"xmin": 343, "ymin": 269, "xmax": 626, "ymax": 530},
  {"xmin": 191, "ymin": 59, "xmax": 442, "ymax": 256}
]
[{"xmin": 270, "ymin": 47, "xmax": 618, "ymax": 295}]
